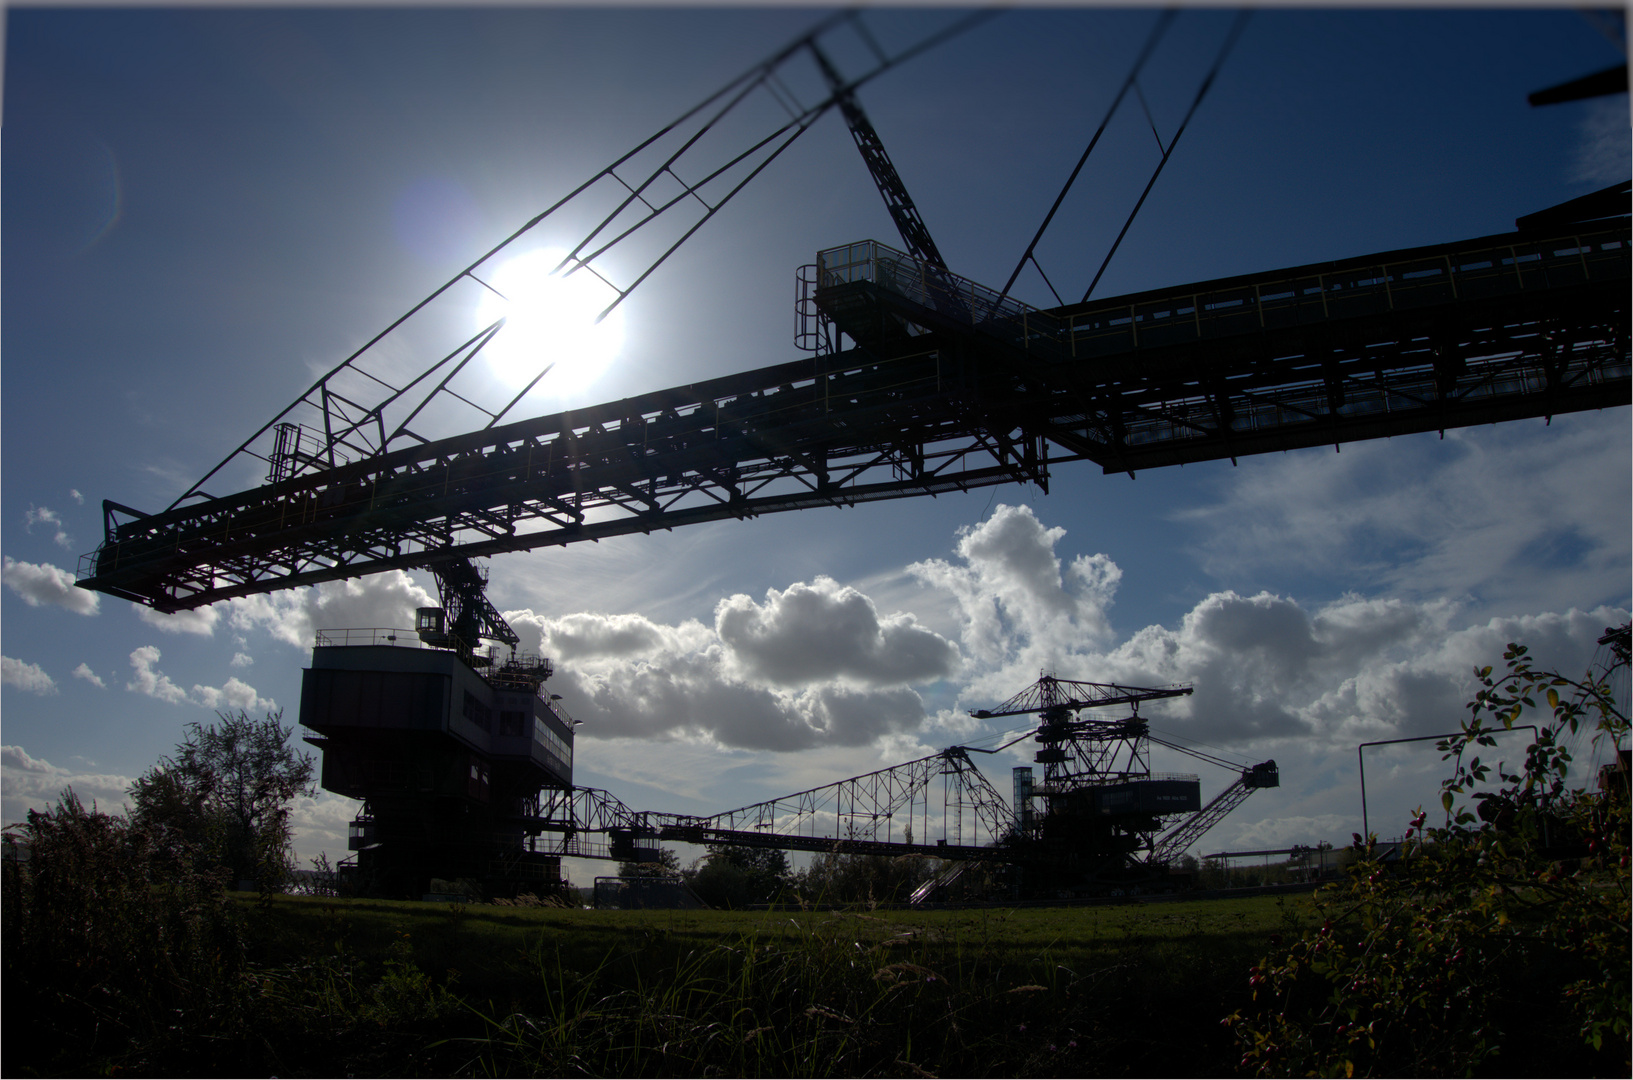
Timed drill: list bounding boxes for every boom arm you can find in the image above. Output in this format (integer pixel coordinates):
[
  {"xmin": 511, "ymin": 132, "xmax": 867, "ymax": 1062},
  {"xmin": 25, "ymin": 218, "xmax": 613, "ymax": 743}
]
[
  {"xmin": 809, "ymin": 42, "xmax": 949, "ymax": 272},
  {"xmin": 1150, "ymin": 760, "xmax": 1278, "ymax": 864}
]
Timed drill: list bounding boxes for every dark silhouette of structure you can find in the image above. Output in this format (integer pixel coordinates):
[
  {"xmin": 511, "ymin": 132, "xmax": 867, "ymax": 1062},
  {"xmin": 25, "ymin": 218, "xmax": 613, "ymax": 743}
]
[{"xmin": 72, "ymin": 12, "xmax": 1628, "ymax": 896}]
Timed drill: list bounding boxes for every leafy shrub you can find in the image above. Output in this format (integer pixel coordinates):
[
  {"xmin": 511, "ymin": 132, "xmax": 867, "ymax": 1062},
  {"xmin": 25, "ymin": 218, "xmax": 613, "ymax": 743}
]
[
  {"xmin": 1229, "ymin": 632, "xmax": 1630, "ymax": 1077},
  {"xmin": 2, "ymin": 789, "xmax": 249, "ymax": 1074}
]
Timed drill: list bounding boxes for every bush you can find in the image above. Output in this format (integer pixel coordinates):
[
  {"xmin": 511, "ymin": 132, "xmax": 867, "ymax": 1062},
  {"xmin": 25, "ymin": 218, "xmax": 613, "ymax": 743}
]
[
  {"xmin": 1229, "ymin": 631, "xmax": 1630, "ymax": 1077},
  {"xmin": 2, "ymin": 789, "xmax": 248, "ymax": 1074}
]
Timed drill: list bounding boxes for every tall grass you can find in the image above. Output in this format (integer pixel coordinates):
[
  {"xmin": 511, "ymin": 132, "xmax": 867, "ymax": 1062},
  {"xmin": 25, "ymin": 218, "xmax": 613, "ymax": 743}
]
[
  {"xmin": 2, "ymin": 791, "xmax": 250, "ymax": 1076},
  {"xmin": 448, "ymin": 902, "xmax": 1283, "ymax": 1077},
  {"xmin": 7, "ymin": 822, "xmax": 1291, "ymax": 1080}
]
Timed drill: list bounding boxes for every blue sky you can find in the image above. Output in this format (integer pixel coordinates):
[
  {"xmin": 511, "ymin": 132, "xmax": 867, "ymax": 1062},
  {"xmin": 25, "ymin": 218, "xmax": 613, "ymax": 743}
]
[{"xmin": 4, "ymin": 6, "xmax": 1628, "ymax": 882}]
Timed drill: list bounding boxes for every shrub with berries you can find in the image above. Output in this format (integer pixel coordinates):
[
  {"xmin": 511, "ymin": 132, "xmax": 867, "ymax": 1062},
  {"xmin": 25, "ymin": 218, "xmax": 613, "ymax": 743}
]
[{"xmin": 1226, "ymin": 629, "xmax": 1629, "ymax": 1077}]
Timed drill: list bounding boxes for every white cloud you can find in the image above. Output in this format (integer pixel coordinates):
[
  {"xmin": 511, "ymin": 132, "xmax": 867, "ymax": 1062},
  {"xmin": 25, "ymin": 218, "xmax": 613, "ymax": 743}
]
[
  {"xmin": 137, "ymin": 604, "xmax": 221, "ymax": 635},
  {"xmin": 227, "ymin": 569, "xmax": 436, "ymax": 649},
  {"xmin": 71, "ymin": 663, "xmax": 106, "ymax": 689},
  {"xmin": 68, "ymin": 489, "xmax": 85, "ymax": 505},
  {"xmin": 126, "ymin": 645, "xmax": 188, "ymax": 704},
  {"xmin": 23, "ymin": 505, "xmax": 72, "ymax": 549},
  {"xmin": 124, "ymin": 645, "xmax": 276, "ymax": 712},
  {"xmin": 191, "ymin": 676, "xmax": 274, "ymax": 713},
  {"xmin": 2, "ymin": 557, "xmax": 99, "ymax": 615},
  {"xmin": 2, "ymin": 745, "xmax": 59, "ymax": 774},
  {"xmin": 490, "ymin": 499, "xmax": 1626, "ymax": 786},
  {"xmin": 230, "ymin": 652, "xmax": 254, "ymax": 668},
  {"xmin": 1, "ymin": 745, "xmax": 134, "ymax": 825},
  {"xmin": 908, "ymin": 504, "xmax": 1123, "ymax": 702},
  {"xmin": 714, "ymin": 576, "xmax": 960, "ymax": 688},
  {"xmin": 1175, "ymin": 416, "xmax": 1632, "ymax": 618},
  {"xmin": 289, "ymin": 791, "xmax": 362, "ymax": 867},
  {"xmin": 2, "ymin": 656, "xmax": 58, "ymax": 695},
  {"xmin": 505, "ymin": 592, "xmax": 945, "ymax": 752}
]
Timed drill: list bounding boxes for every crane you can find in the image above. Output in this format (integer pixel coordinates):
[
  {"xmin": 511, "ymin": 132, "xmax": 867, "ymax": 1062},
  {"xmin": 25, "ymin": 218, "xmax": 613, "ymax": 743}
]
[
  {"xmin": 74, "ymin": 11, "xmax": 1628, "ymax": 618},
  {"xmin": 966, "ymin": 674, "xmax": 1276, "ymax": 894},
  {"xmin": 68, "ymin": 12, "xmax": 1629, "ymax": 898}
]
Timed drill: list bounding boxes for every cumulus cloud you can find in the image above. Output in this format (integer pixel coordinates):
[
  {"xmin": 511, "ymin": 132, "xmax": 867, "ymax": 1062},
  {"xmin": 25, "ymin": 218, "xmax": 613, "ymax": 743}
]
[
  {"xmin": 541, "ymin": 611, "xmax": 670, "ymax": 661},
  {"xmin": 23, "ymin": 505, "xmax": 72, "ymax": 549},
  {"xmin": 1, "ymin": 745, "xmax": 134, "ymax": 825},
  {"xmin": 72, "ymin": 663, "xmax": 106, "ymax": 689},
  {"xmin": 230, "ymin": 652, "xmax": 254, "ymax": 669},
  {"xmin": 125, "ymin": 645, "xmax": 276, "ymax": 712},
  {"xmin": 227, "ymin": 570, "xmax": 436, "ymax": 649},
  {"xmin": 191, "ymin": 676, "xmax": 272, "ymax": 713},
  {"xmin": 2, "ymin": 656, "xmax": 58, "ymax": 695},
  {"xmin": 2, "ymin": 557, "xmax": 99, "ymax": 615},
  {"xmin": 69, "ymin": 489, "xmax": 85, "ymax": 505},
  {"xmin": 998, "ymin": 588, "xmax": 1624, "ymax": 750},
  {"xmin": 505, "ymin": 591, "xmax": 945, "ymax": 752},
  {"xmin": 138, "ymin": 604, "xmax": 221, "ymax": 635},
  {"xmin": 715, "ymin": 577, "xmax": 959, "ymax": 688},
  {"xmin": 127, "ymin": 645, "xmax": 188, "ymax": 704},
  {"xmin": 490, "ymin": 499, "xmax": 1627, "ymax": 768},
  {"xmin": 909, "ymin": 504, "xmax": 1122, "ymax": 700},
  {"xmin": 288, "ymin": 791, "xmax": 363, "ymax": 866},
  {"xmin": 884, "ymin": 503, "xmax": 1628, "ymax": 759}
]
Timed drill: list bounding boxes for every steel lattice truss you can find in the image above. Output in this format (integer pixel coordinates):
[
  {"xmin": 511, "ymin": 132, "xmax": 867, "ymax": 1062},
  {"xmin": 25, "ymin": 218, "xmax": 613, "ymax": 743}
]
[
  {"xmin": 118, "ymin": 11, "xmax": 989, "ymax": 512},
  {"xmin": 1151, "ymin": 766, "xmax": 1275, "ymax": 864},
  {"xmin": 78, "ymin": 220, "xmax": 1627, "ymax": 614},
  {"xmin": 652, "ymin": 746, "xmax": 1016, "ymax": 858},
  {"xmin": 815, "ymin": 224, "xmax": 1631, "ymax": 474},
  {"xmin": 83, "ymin": 347, "xmax": 1047, "ymax": 610},
  {"xmin": 524, "ymin": 785, "xmax": 655, "ymax": 861},
  {"xmin": 970, "ymin": 674, "xmax": 1193, "ymax": 721}
]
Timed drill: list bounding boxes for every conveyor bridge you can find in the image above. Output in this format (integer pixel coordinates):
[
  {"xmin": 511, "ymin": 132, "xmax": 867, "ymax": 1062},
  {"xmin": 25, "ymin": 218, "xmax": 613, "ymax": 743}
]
[{"xmin": 80, "ymin": 221, "xmax": 1626, "ymax": 613}]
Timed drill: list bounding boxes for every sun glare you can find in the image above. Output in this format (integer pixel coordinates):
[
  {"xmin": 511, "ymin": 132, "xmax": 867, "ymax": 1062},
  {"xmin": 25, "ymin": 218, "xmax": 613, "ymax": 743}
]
[{"xmin": 474, "ymin": 248, "xmax": 625, "ymax": 399}]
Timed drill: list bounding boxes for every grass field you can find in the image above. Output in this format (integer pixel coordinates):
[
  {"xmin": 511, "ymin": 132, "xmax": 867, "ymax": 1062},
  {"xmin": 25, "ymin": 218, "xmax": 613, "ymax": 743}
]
[{"xmin": 227, "ymin": 893, "xmax": 1303, "ymax": 1077}]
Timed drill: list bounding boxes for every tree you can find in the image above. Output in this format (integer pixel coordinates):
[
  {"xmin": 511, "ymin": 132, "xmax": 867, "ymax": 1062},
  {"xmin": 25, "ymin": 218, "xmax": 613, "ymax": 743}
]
[
  {"xmin": 793, "ymin": 849, "xmax": 940, "ymax": 906},
  {"xmin": 129, "ymin": 709, "xmax": 316, "ymax": 892},
  {"xmin": 686, "ymin": 845, "xmax": 790, "ymax": 909},
  {"xmin": 617, "ymin": 846, "xmax": 679, "ymax": 879},
  {"xmin": 3, "ymin": 789, "xmax": 246, "ymax": 1074},
  {"xmin": 1229, "ymin": 629, "xmax": 1630, "ymax": 1076}
]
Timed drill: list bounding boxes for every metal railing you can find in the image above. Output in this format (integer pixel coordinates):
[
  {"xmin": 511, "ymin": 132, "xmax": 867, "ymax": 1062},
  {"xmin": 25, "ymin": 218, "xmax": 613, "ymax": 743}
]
[
  {"xmin": 313, "ymin": 626, "xmax": 431, "ymax": 648},
  {"xmin": 1063, "ymin": 230, "xmax": 1628, "ymax": 360},
  {"xmin": 817, "ymin": 239, "xmax": 1066, "ymax": 346}
]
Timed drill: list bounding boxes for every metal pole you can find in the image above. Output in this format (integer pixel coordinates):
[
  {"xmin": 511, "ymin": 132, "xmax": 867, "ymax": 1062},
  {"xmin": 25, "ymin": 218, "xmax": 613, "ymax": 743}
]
[{"xmin": 1357, "ymin": 726, "xmax": 1539, "ymax": 840}]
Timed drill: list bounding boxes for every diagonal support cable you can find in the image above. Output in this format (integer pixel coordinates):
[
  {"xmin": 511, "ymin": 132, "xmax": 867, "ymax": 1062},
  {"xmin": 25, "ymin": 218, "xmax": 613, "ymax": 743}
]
[
  {"xmin": 165, "ymin": 10, "xmax": 991, "ymax": 514},
  {"xmin": 998, "ymin": 8, "xmax": 1176, "ymax": 303},
  {"xmin": 1081, "ymin": 11, "xmax": 1251, "ymax": 303}
]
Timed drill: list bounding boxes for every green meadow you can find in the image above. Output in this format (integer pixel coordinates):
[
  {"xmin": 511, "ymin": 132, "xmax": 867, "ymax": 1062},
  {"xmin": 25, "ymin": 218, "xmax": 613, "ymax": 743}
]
[{"xmin": 219, "ymin": 892, "xmax": 1296, "ymax": 1078}]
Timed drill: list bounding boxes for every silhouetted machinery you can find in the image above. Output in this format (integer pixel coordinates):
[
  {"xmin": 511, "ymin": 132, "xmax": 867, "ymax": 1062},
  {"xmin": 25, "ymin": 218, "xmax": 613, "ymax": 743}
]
[
  {"xmin": 299, "ymin": 558, "xmax": 575, "ymax": 896},
  {"xmin": 632, "ymin": 674, "xmax": 1277, "ymax": 900},
  {"xmin": 72, "ymin": 13, "xmax": 1625, "ymax": 898},
  {"xmin": 974, "ymin": 675, "xmax": 1277, "ymax": 896}
]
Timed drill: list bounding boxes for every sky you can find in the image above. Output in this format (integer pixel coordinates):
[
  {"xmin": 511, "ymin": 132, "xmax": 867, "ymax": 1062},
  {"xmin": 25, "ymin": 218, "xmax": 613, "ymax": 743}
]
[{"xmin": 4, "ymin": 6, "xmax": 1629, "ymax": 886}]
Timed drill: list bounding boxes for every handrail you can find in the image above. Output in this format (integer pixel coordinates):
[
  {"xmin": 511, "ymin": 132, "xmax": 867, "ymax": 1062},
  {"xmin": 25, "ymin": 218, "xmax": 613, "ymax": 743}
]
[{"xmin": 1062, "ymin": 229, "xmax": 1627, "ymax": 358}]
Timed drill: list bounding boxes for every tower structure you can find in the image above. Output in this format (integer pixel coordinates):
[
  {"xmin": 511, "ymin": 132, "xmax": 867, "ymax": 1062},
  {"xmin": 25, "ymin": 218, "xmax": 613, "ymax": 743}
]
[
  {"xmin": 972, "ymin": 674, "xmax": 1276, "ymax": 892},
  {"xmin": 299, "ymin": 558, "xmax": 573, "ymax": 898}
]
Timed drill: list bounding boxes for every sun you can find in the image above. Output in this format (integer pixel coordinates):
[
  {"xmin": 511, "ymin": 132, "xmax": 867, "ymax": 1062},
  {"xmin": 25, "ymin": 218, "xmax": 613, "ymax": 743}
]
[{"xmin": 474, "ymin": 248, "xmax": 626, "ymax": 399}]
